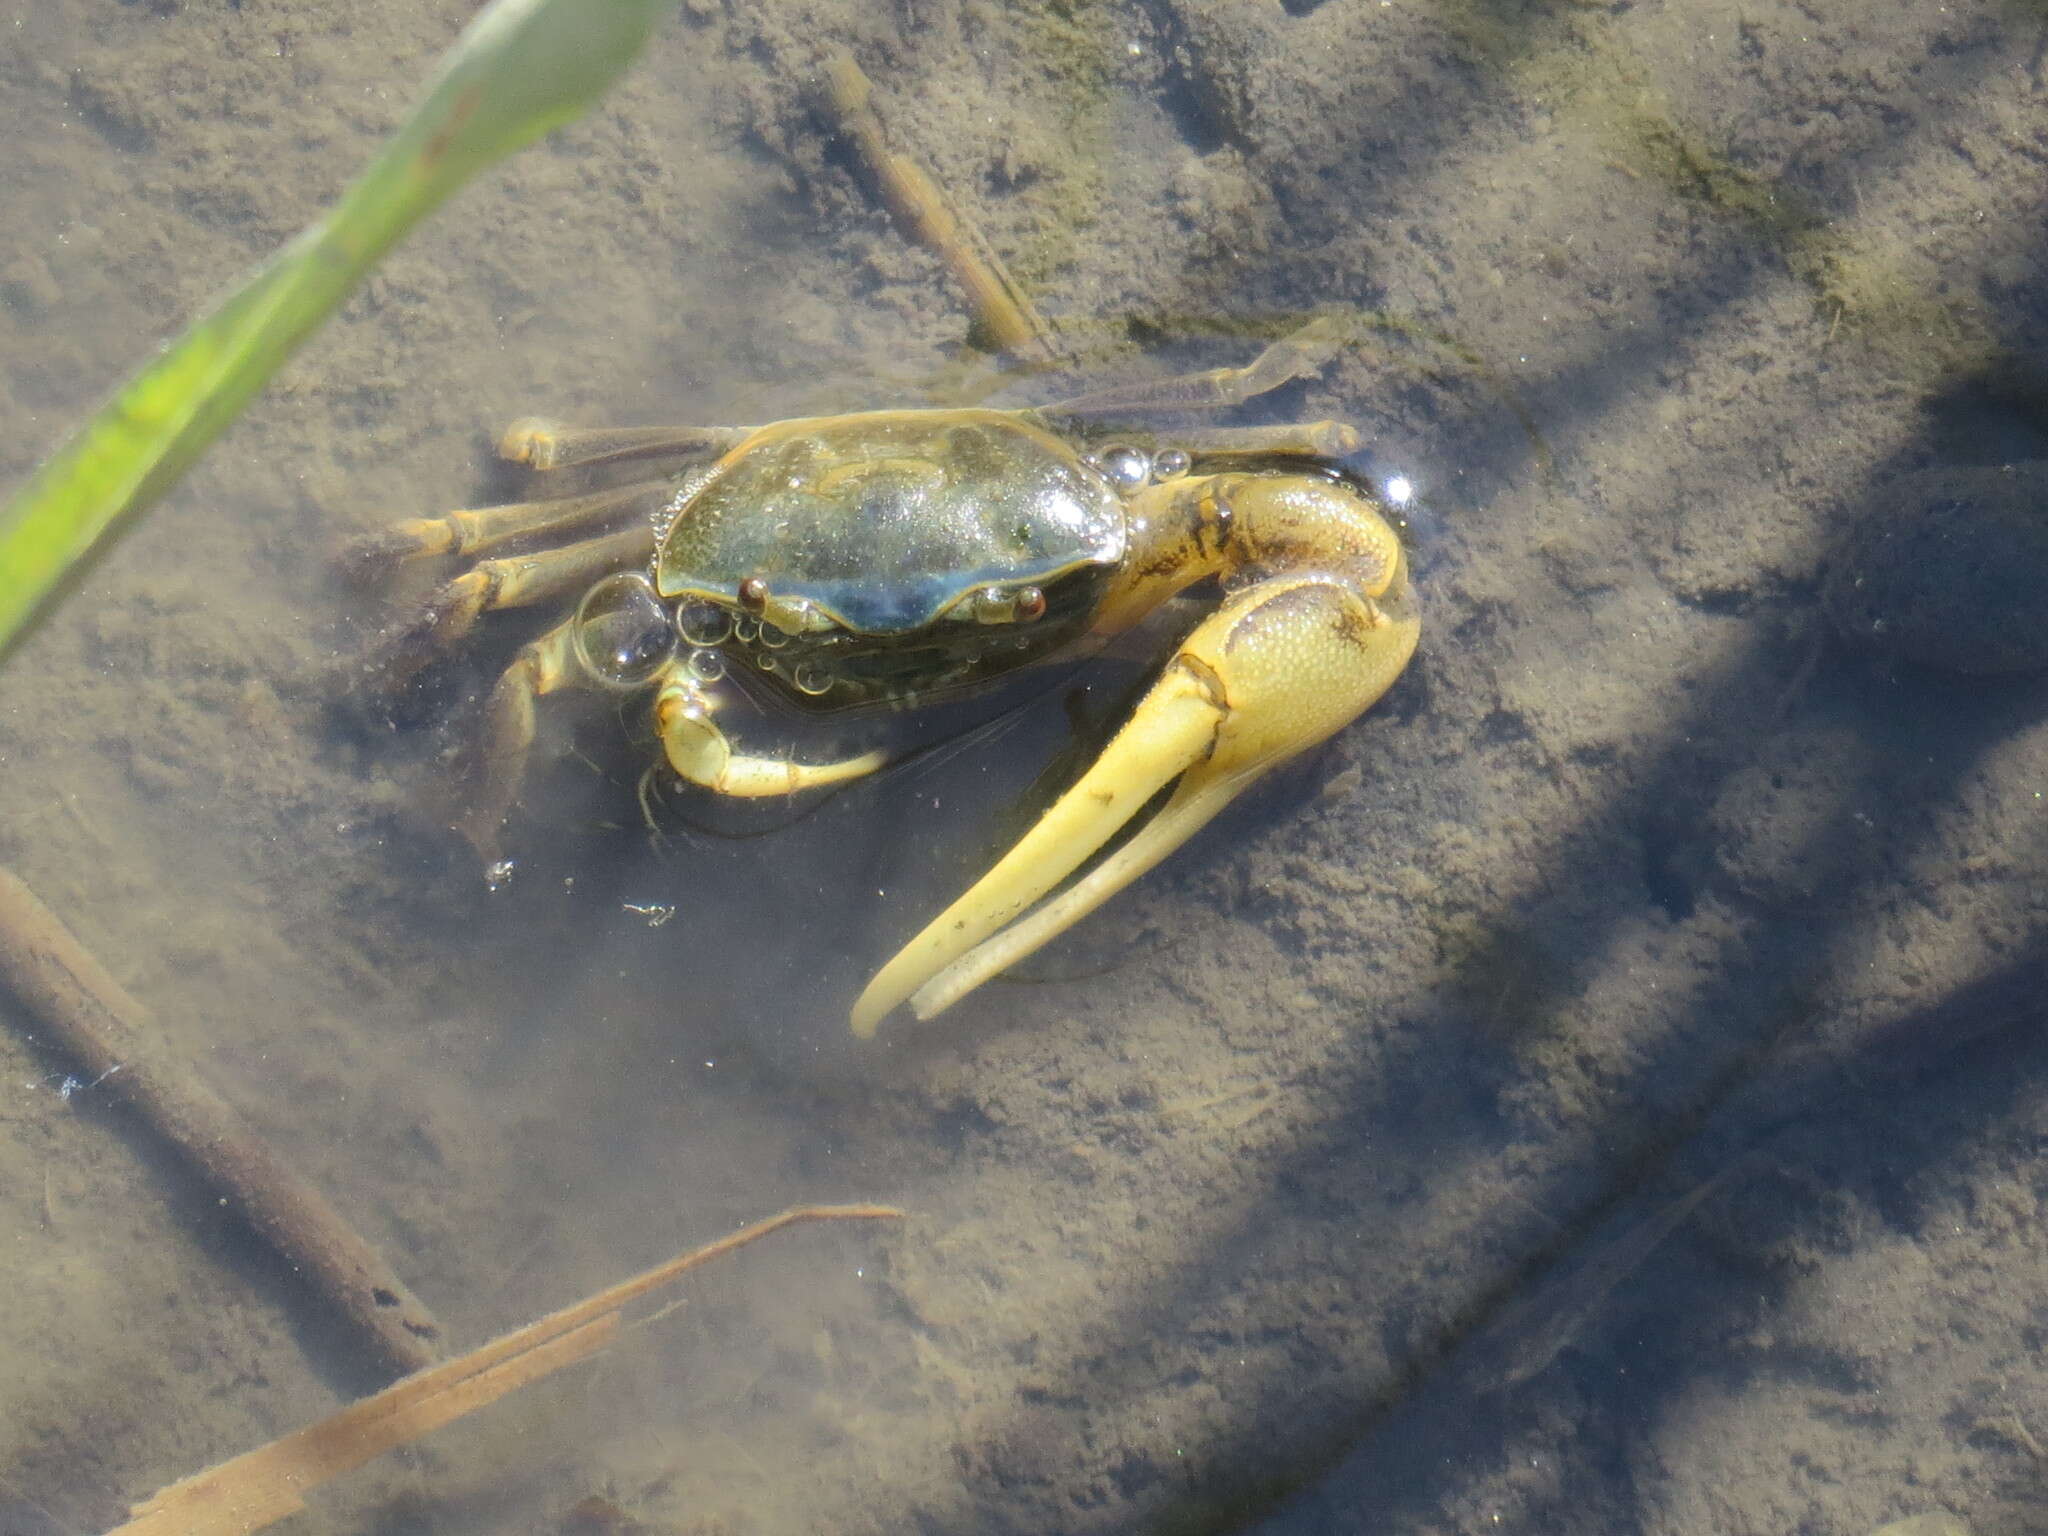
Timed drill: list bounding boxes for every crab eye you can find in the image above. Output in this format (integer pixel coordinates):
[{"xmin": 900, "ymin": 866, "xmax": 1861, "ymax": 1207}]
[
  {"xmin": 969, "ymin": 584, "xmax": 1048, "ymax": 624},
  {"xmin": 573, "ymin": 573, "xmax": 676, "ymax": 690}
]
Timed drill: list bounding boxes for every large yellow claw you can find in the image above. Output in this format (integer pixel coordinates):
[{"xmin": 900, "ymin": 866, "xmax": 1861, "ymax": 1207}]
[{"xmin": 850, "ymin": 565, "xmax": 1419, "ymax": 1036}]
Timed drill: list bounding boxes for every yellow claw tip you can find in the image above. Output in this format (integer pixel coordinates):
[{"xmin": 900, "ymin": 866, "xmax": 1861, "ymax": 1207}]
[{"xmin": 848, "ymin": 978, "xmax": 894, "ymax": 1037}]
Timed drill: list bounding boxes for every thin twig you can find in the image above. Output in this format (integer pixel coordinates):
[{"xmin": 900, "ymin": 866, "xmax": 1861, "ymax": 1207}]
[{"xmin": 106, "ymin": 1204, "xmax": 902, "ymax": 1536}]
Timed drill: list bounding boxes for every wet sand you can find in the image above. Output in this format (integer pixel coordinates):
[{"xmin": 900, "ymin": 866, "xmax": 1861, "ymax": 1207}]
[{"xmin": 3, "ymin": 2, "xmax": 2048, "ymax": 1533}]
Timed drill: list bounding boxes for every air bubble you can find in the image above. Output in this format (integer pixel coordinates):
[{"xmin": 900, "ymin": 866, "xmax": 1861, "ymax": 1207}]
[
  {"xmin": 572, "ymin": 573, "xmax": 676, "ymax": 690},
  {"xmin": 676, "ymin": 599, "xmax": 733, "ymax": 647},
  {"xmin": 1092, "ymin": 443, "xmax": 1151, "ymax": 492},
  {"xmin": 686, "ymin": 647, "xmax": 726, "ymax": 684},
  {"xmin": 1153, "ymin": 448, "xmax": 1191, "ymax": 481},
  {"xmin": 793, "ymin": 662, "xmax": 833, "ymax": 696}
]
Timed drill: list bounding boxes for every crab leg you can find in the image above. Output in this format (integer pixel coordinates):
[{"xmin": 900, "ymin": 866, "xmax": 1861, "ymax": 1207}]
[
  {"xmin": 1042, "ymin": 315, "xmax": 1350, "ymax": 418},
  {"xmin": 363, "ymin": 523, "xmax": 655, "ymax": 691},
  {"xmin": 345, "ymin": 481, "xmax": 683, "ymax": 576},
  {"xmin": 450, "ymin": 618, "xmax": 582, "ymax": 862},
  {"xmin": 1166, "ymin": 421, "xmax": 1362, "ymax": 458},
  {"xmin": 497, "ymin": 419, "xmax": 752, "ymax": 474},
  {"xmin": 849, "ymin": 563, "xmax": 1419, "ymax": 1036}
]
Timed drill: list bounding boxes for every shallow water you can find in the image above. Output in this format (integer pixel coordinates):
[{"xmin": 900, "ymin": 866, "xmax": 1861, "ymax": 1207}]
[{"xmin": 4, "ymin": 2, "xmax": 2048, "ymax": 1534}]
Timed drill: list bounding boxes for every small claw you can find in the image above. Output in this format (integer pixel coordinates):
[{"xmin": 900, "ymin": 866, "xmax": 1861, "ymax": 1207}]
[{"xmin": 655, "ymin": 683, "xmax": 887, "ymax": 798}]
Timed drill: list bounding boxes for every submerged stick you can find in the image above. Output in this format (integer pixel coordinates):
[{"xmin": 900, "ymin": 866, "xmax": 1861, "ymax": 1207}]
[
  {"xmin": 107, "ymin": 1204, "xmax": 903, "ymax": 1536},
  {"xmin": 0, "ymin": 867, "xmax": 444, "ymax": 1376},
  {"xmin": 820, "ymin": 52, "xmax": 1056, "ymax": 361},
  {"xmin": 1467, "ymin": 1151, "xmax": 1770, "ymax": 1393}
]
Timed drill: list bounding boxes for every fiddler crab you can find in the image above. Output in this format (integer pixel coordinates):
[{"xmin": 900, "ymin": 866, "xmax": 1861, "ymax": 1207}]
[{"xmin": 352, "ymin": 57, "xmax": 1419, "ymax": 1038}]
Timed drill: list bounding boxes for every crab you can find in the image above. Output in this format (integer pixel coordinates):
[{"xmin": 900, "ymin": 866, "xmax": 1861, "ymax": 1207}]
[{"xmin": 353, "ymin": 58, "xmax": 1419, "ymax": 1038}]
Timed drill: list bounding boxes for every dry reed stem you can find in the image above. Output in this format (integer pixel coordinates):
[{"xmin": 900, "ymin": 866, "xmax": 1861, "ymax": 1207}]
[{"xmin": 107, "ymin": 1203, "xmax": 902, "ymax": 1536}]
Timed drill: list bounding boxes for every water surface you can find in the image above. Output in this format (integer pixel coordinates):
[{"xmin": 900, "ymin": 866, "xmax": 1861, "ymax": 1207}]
[{"xmin": 2, "ymin": 3, "xmax": 2046, "ymax": 1533}]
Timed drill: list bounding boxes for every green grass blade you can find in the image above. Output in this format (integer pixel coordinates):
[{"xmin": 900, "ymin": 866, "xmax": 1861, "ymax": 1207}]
[{"xmin": 0, "ymin": 0, "xmax": 667, "ymax": 659}]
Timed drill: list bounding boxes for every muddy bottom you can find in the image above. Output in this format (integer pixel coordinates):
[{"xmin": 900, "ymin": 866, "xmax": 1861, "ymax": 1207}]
[{"xmin": 3, "ymin": 3, "xmax": 2047, "ymax": 1534}]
